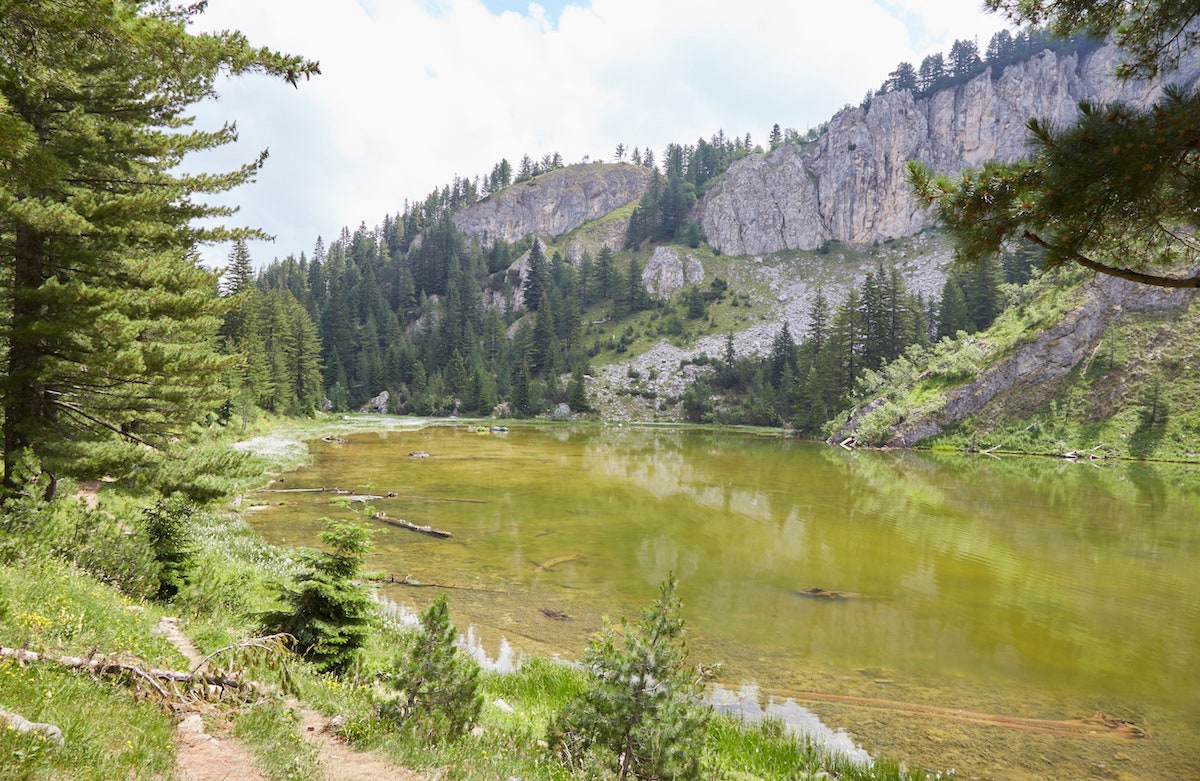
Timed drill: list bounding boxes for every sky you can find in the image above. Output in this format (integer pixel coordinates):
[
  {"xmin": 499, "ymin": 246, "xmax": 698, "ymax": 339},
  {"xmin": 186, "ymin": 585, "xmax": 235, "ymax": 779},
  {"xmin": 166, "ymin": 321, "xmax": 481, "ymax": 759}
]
[{"xmin": 188, "ymin": 0, "xmax": 1013, "ymax": 268}]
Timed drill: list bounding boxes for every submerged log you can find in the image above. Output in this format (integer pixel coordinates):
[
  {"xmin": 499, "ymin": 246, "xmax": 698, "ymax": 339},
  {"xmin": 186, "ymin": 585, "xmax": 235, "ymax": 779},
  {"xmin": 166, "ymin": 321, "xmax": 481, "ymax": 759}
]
[
  {"xmin": 374, "ymin": 512, "xmax": 452, "ymax": 538},
  {"xmin": 794, "ymin": 586, "xmax": 877, "ymax": 600},
  {"xmin": 534, "ymin": 553, "xmax": 581, "ymax": 572},
  {"xmin": 385, "ymin": 574, "xmax": 502, "ymax": 593}
]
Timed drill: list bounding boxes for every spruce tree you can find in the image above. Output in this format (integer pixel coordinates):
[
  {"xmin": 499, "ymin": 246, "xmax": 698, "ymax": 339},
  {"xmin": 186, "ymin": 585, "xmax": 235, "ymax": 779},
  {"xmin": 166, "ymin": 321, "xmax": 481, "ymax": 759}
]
[
  {"xmin": 0, "ymin": 1, "xmax": 318, "ymax": 494},
  {"xmin": 262, "ymin": 519, "xmax": 374, "ymax": 676},
  {"xmin": 523, "ymin": 239, "xmax": 550, "ymax": 311}
]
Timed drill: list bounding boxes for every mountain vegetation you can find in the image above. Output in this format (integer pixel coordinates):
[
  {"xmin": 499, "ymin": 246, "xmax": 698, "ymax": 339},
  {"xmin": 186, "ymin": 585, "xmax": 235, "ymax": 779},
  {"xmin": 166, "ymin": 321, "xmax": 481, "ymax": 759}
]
[{"xmin": 2, "ymin": 0, "xmax": 1199, "ymax": 778}]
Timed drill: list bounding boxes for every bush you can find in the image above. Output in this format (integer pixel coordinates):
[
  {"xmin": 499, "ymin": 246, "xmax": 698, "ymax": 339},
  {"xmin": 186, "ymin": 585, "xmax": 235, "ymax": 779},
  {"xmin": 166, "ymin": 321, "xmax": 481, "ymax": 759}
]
[
  {"xmin": 549, "ymin": 574, "xmax": 708, "ymax": 780},
  {"xmin": 142, "ymin": 495, "xmax": 198, "ymax": 601},
  {"xmin": 261, "ymin": 519, "xmax": 374, "ymax": 675},
  {"xmin": 381, "ymin": 594, "xmax": 482, "ymax": 742}
]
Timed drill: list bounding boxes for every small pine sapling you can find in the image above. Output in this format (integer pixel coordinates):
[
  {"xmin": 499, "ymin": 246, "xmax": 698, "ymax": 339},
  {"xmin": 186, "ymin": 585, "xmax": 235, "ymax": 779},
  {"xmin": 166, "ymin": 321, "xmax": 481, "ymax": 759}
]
[
  {"xmin": 550, "ymin": 574, "xmax": 709, "ymax": 780},
  {"xmin": 261, "ymin": 519, "xmax": 375, "ymax": 675},
  {"xmin": 382, "ymin": 593, "xmax": 482, "ymax": 742}
]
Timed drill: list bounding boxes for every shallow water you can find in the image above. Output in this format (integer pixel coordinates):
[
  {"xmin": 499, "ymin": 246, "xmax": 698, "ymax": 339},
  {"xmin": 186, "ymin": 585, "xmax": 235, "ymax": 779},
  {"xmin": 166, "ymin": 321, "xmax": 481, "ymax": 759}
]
[{"xmin": 247, "ymin": 423, "xmax": 1200, "ymax": 779}]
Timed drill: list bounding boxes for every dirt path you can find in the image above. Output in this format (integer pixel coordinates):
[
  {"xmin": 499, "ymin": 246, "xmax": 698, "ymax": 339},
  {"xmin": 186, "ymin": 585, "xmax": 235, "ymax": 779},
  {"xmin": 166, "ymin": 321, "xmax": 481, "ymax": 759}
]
[{"xmin": 157, "ymin": 618, "xmax": 426, "ymax": 781}]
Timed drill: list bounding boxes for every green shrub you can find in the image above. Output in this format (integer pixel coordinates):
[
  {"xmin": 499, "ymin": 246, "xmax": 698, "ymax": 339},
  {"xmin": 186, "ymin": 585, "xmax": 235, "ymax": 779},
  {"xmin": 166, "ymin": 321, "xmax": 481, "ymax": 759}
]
[
  {"xmin": 381, "ymin": 593, "xmax": 482, "ymax": 743},
  {"xmin": 261, "ymin": 519, "xmax": 374, "ymax": 675},
  {"xmin": 550, "ymin": 574, "xmax": 708, "ymax": 781},
  {"xmin": 142, "ymin": 494, "xmax": 198, "ymax": 601}
]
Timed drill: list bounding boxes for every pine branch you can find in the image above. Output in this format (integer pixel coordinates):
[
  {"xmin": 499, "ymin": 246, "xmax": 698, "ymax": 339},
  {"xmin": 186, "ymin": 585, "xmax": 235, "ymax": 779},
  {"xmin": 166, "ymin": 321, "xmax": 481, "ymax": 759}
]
[{"xmin": 1021, "ymin": 231, "xmax": 1200, "ymax": 288}]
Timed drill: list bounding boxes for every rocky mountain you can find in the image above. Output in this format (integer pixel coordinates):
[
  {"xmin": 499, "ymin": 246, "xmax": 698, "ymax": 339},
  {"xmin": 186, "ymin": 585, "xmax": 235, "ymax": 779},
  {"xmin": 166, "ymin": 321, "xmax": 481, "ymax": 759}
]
[
  {"xmin": 453, "ymin": 162, "xmax": 652, "ymax": 245},
  {"xmin": 697, "ymin": 44, "xmax": 1200, "ymax": 256}
]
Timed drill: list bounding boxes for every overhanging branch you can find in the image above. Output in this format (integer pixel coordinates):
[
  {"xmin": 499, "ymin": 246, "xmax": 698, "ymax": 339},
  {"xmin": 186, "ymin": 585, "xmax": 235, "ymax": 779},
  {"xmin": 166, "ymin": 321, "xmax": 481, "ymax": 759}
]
[{"xmin": 1022, "ymin": 231, "xmax": 1200, "ymax": 288}]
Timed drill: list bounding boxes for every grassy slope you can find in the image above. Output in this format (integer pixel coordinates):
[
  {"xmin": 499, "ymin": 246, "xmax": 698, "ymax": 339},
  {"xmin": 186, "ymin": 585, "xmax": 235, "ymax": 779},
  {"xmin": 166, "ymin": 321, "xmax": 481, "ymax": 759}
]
[
  {"xmin": 844, "ymin": 263, "xmax": 1200, "ymax": 461},
  {"xmin": 928, "ymin": 287, "xmax": 1200, "ymax": 460}
]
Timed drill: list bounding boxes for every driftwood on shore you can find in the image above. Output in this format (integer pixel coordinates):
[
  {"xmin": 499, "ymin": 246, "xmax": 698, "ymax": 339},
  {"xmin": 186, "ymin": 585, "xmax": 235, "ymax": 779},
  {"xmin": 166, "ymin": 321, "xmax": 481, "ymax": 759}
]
[
  {"xmin": 374, "ymin": 512, "xmax": 452, "ymax": 538},
  {"xmin": 1, "ymin": 645, "xmax": 255, "ymax": 703}
]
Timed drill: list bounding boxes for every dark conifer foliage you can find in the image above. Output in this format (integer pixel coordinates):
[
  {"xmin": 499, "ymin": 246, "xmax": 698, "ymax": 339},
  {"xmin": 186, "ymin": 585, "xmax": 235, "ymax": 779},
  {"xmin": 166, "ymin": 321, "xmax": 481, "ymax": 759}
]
[{"xmin": 686, "ymin": 247, "xmax": 1039, "ymax": 433}]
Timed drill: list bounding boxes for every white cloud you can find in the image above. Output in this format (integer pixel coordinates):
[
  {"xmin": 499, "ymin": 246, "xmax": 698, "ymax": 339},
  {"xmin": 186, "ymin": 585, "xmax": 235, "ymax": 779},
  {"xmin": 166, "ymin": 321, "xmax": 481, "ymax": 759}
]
[{"xmin": 187, "ymin": 0, "xmax": 1011, "ymax": 267}]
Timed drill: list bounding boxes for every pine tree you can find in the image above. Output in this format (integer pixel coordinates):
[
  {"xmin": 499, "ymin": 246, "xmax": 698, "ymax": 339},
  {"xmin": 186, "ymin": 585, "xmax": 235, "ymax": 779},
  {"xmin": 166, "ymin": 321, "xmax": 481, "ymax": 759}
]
[
  {"xmin": 936, "ymin": 278, "xmax": 970, "ymax": 340},
  {"xmin": 523, "ymin": 239, "xmax": 550, "ymax": 311},
  {"xmin": 550, "ymin": 575, "xmax": 707, "ymax": 781},
  {"xmin": 383, "ymin": 594, "xmax": 483, "ymax": 742},
  {"xmin": 0, "ymin": 1, "xmax": 318, "ymax": 494},
  {"xmin": 222, "ymin": 239, "xmax": 256, "ymax": 296},
  {"xmin": 262, "ymin": 519, "xmax": 374, "ymax": 675},
  {"xmin": 530, "ymin": 295, "xmax": 559, "ymax": 376}
]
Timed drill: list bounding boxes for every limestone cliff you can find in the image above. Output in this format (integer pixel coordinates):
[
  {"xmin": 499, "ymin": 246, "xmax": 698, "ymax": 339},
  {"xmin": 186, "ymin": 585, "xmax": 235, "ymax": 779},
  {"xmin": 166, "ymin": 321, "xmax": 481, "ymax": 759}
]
[
  {"xmin": 697, "ymin": 44, "xmax": 1200, "ymax": 256},
  {"xmin": 453, "ymin": 162, "xmax": 651, "ymax": 244}
]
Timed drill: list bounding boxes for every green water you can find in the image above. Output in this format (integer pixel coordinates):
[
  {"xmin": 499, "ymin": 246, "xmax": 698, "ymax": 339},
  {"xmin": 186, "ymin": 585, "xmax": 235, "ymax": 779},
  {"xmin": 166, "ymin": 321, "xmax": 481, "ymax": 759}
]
[{"xmin": 248, "ymin": 423, "xmax": 1200, "ymax": 779}]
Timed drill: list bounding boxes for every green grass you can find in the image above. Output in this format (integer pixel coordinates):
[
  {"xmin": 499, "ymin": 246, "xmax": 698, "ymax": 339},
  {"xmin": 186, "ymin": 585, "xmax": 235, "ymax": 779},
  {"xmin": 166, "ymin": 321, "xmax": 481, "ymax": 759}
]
[
  {"xmin": 232, "ymin": 700, "xmax": 322, "ymax": 781},
  {"xmin": 0, "ymin": 658, "xmax": 177, "ymax": 781},
  {"xmin": 0, "ymin": 559, "xmax": 185, "ymax": 781}
]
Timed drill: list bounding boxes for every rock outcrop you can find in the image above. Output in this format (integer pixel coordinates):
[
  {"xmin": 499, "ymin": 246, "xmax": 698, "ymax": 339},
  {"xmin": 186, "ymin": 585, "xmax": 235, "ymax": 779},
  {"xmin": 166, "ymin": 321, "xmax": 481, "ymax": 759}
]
[
  {"xmin": 697, "ymin": 44, "xmax": 1200, "ymax": 256},
  {"xmin": 834, "ymin": 276, "xmax": 1195, "ymax": 447},
  {"xmin": 642, "ymin": 246, "xmax": 704, "ymax": 300},
  {"xmin": 453, "ymin": 163, "xmax": 652, "ymax": 244}
]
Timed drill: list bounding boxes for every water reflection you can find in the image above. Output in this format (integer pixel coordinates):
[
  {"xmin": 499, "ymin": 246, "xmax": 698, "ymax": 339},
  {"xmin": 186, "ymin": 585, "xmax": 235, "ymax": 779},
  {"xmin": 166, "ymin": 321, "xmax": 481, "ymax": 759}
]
[{"xmin": 248, "ymin": 423, "xmax": 1200, "ymax": 778}]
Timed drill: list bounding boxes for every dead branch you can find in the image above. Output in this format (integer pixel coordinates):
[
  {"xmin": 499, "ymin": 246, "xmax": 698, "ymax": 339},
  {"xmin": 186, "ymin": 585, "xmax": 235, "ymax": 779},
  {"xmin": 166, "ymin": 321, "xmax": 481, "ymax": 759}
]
[{"xmin": 0, "ymin": 645, "xmax": 255, "ymax": 704}]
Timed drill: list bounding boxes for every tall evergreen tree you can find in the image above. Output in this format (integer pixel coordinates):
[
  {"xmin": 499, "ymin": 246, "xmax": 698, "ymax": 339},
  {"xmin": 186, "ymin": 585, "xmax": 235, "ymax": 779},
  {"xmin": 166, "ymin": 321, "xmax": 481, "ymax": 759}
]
[
  {"xmin": 523, "ymin": 239, "xmax": 550, "ymax": 311},
  {"xmin": 0, "ymin": 1, "xmax": 317, "ymax": 494}
]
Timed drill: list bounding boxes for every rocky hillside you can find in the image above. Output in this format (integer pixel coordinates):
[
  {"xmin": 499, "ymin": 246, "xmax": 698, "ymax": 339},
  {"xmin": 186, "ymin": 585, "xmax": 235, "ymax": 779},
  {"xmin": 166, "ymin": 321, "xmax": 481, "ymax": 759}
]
[
  {"xmin": 453, "ymin": 162, "xmax": 651, "ymax": 245},
  {"xmin": 696, "ymin": 44, "xmax": 1200, "ymax": 255},
  {"xmin": 833, "ymin": 275, "xmax": 1197, "ymax": 448}
]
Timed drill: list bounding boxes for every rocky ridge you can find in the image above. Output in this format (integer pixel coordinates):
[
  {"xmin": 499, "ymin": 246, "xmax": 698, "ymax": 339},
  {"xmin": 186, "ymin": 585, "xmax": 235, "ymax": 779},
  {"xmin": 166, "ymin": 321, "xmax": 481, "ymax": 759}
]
[
  {"xmin": 453, "ymin": 162, "xmax": 651, "ymax": 245},
  {"xmin": 697, "ymin": 44, "xmax": 1200, "ymax": 256}
]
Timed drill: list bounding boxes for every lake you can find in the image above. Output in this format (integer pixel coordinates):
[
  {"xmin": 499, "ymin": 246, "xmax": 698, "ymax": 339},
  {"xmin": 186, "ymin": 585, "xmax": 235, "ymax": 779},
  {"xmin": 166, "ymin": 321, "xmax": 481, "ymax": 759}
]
[{"xmin": 246, "ymin": 422, "xmax": 1200, "ymax": 780}]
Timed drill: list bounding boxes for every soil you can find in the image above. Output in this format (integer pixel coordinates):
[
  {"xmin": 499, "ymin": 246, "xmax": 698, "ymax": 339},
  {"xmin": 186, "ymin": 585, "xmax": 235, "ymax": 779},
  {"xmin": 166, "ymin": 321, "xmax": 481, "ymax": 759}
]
[{"xmin": 158, "ymin": 618, "xmax": 425, "ymax": 781}]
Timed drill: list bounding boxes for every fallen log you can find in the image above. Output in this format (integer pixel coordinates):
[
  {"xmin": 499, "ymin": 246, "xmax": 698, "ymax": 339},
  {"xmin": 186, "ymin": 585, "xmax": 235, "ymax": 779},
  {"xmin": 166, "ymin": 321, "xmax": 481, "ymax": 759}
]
[
  {"xmin": 534, "ymin": 553, "xmax": 581, "ymax": 572},
  {"xmin": 385, "ymin": 574, "xmax": 503, "ymax": 593},
  {"xmin": 374, "ymin": 512, "xmax": 452, "ymax": 538},
  {"xmin": 1, "ymin": 646, "xmax": 253, "ymax": 703}
]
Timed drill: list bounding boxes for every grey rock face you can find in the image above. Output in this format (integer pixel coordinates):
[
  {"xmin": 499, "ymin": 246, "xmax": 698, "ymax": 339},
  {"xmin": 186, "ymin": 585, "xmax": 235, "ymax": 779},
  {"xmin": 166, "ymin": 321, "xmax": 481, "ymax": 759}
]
[
  {"xmin": 698, "ymin": 44, "xmax": 1200, "ymax": 256},
  {"xmin": 642, "ymin": 246, "xmax": 705, "ymax": 300},
  {"xmin": 453, "ymin": 163, "xmax": 652, "ymax": 244}
]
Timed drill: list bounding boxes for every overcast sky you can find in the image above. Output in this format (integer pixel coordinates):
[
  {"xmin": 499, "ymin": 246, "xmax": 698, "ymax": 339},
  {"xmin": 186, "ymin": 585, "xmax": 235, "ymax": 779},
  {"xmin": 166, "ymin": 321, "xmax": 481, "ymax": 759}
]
[{"xmin": 188, "ymin": 0, "xmax": 1012, "ymax": 268}]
